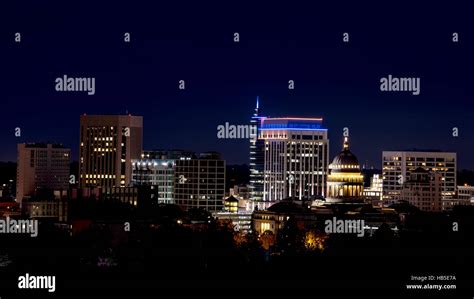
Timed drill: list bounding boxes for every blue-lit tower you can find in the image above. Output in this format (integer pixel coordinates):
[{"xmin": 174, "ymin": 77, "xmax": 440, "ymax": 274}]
[{"xmin": 249, "ymin": 97, "xmax": 266, "ymax": 207}]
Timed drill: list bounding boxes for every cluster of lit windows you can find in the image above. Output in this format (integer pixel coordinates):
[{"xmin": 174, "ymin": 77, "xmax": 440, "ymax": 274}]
[
  {"xmin": 93, "ymin": 148, "xmax": 116, "ymax": 152},
  {"xmin": 330, "ymin": 164, "xmax": 359, "ymax": 169},
  {"xmin": 260, "ymin": 222, "xmax": 272, "ymax": 232},
  {"xmin": 84, "ymin": 174, "xmax": 117, "ymax": 179},
  {"xmin": 93, "ymin": 137, "xmax": 114, "ymax": 141},
  {"xmin": 328, "ymin": 184, "xmax": 363, "ymax": 198},
  {"xmin": 328, "ymin": 173, "xmax": 364, "ymax": 183}
]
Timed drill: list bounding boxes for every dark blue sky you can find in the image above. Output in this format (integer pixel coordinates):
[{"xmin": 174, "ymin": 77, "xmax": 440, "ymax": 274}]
[{"xmin": 1, "ymin": 1, "xmax": 473, "ymax": 169}]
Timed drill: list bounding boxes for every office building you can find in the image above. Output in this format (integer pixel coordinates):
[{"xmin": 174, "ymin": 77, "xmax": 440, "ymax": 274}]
[
  {"xmin": 249, "ymin": 97, "xmax": 266, "ymax": 204},
  {"xmin": 132, "ymin": 150, "xmax": 198, "ymax": 204},
  {"xmin": 79, "ymin": 114, "xmax": 143, "ymax": 188},
  {"xmin": 16, "ymin": 143, "xmax": 70, "ymax": 206},
  {"xmin": 382, "ymin": 150, "xmax": 456, "ymax": 203},
  {"xmin": 261, "ymin": 117, "xmax": 329, "ymax": 208},
  {"xmin": 457, "ymin": 185, "xmax": 474, "ymax": 201},
  {"xmin": 400, "ymin": 168, "xmax": 442, "ymax": 212},
  {"xmin": 442, "ymin": 185, "xmax": 474, "ymax": 211},
  {"xmin": 174, "ymin": 152, "xmax": 226, "ymax": 212},
  {"xmin": 131, "ymin": 159, "xmax": 175, "ymax": 204}
]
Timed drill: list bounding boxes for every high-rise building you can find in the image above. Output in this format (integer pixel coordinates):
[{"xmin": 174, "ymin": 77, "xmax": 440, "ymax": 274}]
[
  {"xmin": 16, "ymin": 143, "xmax": 70, "ymax": 206},
  {"xmin": 79, "ymin": 114, "xmax": 143, "ymax": 188},
  {"xmin": 400, "ymin": 168, "xmax": 442, "ymax": 212},
  {"xmin": 326, "ymin": 136, "xmax": 364, "ymax": 204},
  {"xmin": 174, "ymin": 152, "xmax": 226, "ymax": 212},
  {"xmin": 132, "ymin": 150, "xmax": 196, "ymax": 204},
  {"xmin": 131, "ymin": 159, "xmax": 175, "ymax": 204},
  {"xmin": 261, "ymin": 117, "xmax": 329, "ymax": 208},
  {"xmin": 382, "ymin": 151, "xmax": 456, "ymax": 204},
  {"xmin": 249, "ymin": 97, "xmax": 266, "ymax": 204}
]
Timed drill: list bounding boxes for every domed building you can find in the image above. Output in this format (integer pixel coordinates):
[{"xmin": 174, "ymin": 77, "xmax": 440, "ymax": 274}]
[{"xmin": 326, "ymin": 136, "xmax": 364, "ymax": 203}]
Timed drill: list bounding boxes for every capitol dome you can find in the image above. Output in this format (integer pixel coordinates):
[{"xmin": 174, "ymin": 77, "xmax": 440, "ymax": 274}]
[
  {"xmin": 326, "ymin": 136, "xmax": 364, "ymax": 204},
  {"xmin": 329, "ymin": 137, "xmax": 360, "ymax": 172}
]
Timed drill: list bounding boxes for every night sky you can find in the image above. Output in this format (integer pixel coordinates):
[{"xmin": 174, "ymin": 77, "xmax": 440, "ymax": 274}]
[{"xmin": 1, "ymin": 1, "xmax": 473, "ymax": 169}]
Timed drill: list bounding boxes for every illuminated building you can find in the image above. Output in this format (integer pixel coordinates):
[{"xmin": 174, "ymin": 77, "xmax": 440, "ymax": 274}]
[
  {"xmin": 363, "ymin": 174, "xmax": 383, "ymax": 205},
  {"xmin": 174, "ymin": 152, "xmax": 225, "ymax": 212},
  {"xmin": 252, "ymin": 199, "xmax": 317, "ymax": 235},
  {"xmin": 213, "ymin": 195, "xmax": 252, "ymax": 233},
  {"xmin": 132, "ymin": 150, "xmax": 198, "ymax": 204},
  {"xmin": 249, "ymin": 97, "xmax": 266, "ymax": 205},
  {"xmin": 230, "ymin": 184, "xmax": 251, "ymax": 201},
  {"xmin": 79, "ymin": 115, "xmax": 143, "ymax": 188},
  {"xmin": 441, "ymin": 185, "xmax": 474, "ymax": 211},
  {"xmin": 141, "ymin": 149, "xmax": 195, "ymax": 160},
  {"xmin": 261, "ymin": 117, "xmax": 329, "ymax": 209},
  {"xmin": 132, "ymin": 159, "xmax": 176, "ymax": 204},
  {"xmin": 16, "ymin": 143, "xmax": 70, "ymax": 206},
  {"xmin": 382, "ymin": 151, "xmax": 456, "ymax": 204},
  {"xmin": 457, "ymin": 185, "xmax": 474, "ymax": 201},
  {"xmin": 400, "ymin": 168, "xmax": 442, "ymax": 212},
  {"xmin": 223, "ymin": 195, "xmax": 239, "ymax": 213},
  {"xmin": 326, "ymin": 136, "xmax": 364, "ymax": 203}
]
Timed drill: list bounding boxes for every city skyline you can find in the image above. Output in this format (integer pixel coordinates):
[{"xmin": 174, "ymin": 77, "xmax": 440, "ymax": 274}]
[
  {"xmin": 1, "ymin": 100, "xmax": 470, "ymax": 170},
  {"xmin": 2, "ymin": 2, "xmax": 474, "ymax": 298}
]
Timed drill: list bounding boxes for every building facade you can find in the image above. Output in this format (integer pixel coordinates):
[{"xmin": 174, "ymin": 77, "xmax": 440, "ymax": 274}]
[
  {"xmin": 457, "ymin": 185, "xmax": 474, "ymax": 201},
  {"xmin": 131, "ymin": 159, "xmax": 176, "ymax": 204},
  {"xmin": 16, "ymin": 143, "xmax": 70, "ymax": 206},
  {"xmin": 23, "ymin": 199, "xmax": 68, "ymax": 222},
  {"xmin": 252, "ymin": 199, "xmax": 317, "ymax": 236},
  {"xmin": 363, "ymin": 174, "xmax": 383, "ymax": 205},
  {"xmin": 326, "ymin": 137, "xmax": 364, "ymax": 203},
  {"xmin": 442, "ymin": 185, "xmax": 474, "ymax": 211},
  {"xmin": 261, "ymin": 117, "xmax": 329, "ymax": 208},
  {"xmin": 79, "ymin": 115, "xmax": 143, "ymax": 188},
  {"xmin": 249, "ymin": 97, "xmax": 266, "ymax": 204},
  {"xmin": 174, "ymin": 152, "xmax": 226, "ymax": 212},
  {"xmin": 400, "ymin": 168, "xmax": 442, "ymax": 212},
  {"xmin": 382, "ymin": 151, "xmax": 456, "ymax": 204}
]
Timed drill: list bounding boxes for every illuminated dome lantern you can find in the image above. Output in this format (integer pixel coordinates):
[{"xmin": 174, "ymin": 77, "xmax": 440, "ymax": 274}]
[{"xmin": 326, "ymin": 136, "xmax": 364, "ymax": 203}]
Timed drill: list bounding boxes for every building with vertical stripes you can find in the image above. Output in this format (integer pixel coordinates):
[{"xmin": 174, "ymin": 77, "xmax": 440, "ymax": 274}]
[
  {"xmin": 261, "ymin": 117, "xmax": 329, "ymax": 209},
  {"xmin": 16, "ymin": 143, "xmax": 70, "ymax": 206},
  {"xmin": 79, "ymin": 115, "xmax": 143, "ymax": 188},
  {"xmin": 249, "ymin": 97, "xmax": 266, "ymax": 205},
  {"xmin": 382, "ymin": 150, "xmax": 456, "ymax": 204}
]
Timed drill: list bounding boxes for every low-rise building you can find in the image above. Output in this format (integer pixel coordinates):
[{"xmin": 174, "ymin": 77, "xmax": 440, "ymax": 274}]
[
  {"xmin": 400, "ymin": 168, "xmax": 442, "ymax": 212},
  {"xmin": 252, "ymin": 199, "xmax": 317, "ymax": 236}
]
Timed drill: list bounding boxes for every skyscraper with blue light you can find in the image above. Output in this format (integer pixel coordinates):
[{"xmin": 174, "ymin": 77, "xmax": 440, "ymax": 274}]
[
  {"xmin": 260, "ymin": 117, "xmax": 329, "ymax": 207},
  {"xmin": 249, "ymin": 97, "xmax": 266, "ymax": 207}
]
